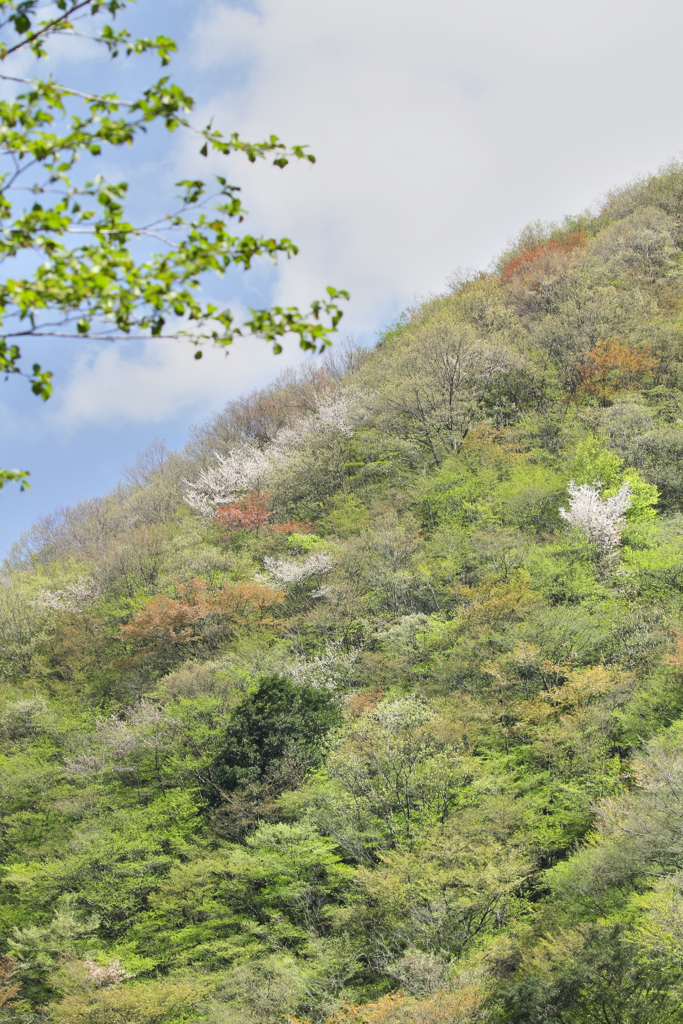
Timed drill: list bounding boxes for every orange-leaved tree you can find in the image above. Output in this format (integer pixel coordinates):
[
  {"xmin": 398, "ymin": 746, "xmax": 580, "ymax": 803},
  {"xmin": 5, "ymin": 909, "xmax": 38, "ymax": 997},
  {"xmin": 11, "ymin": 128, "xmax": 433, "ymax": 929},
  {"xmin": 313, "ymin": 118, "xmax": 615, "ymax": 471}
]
[
  {"xmin": 116, "ymin": 578, "xmax": 210, "ymax": 655},
  {"xmin": 117, "ymin": 578, "xmax": 285, "ymax": 658},
  {"xmin": 576, "ymin": 339, "xmax": 658, "ymax": 403},
  {"xmin": 0, "ymin": 957, "xmax": 24, "ymax": 1013},
  {"xmin": 665, "ymin": 632, "xmax": 683, "ymax": 669},
  {"xmin": 268, "ymin": 520, "xmax": 315, "ymax": 534},
  {"xmin": 210, "ymin": 581, "xmax": 287, "ymax": 623}
]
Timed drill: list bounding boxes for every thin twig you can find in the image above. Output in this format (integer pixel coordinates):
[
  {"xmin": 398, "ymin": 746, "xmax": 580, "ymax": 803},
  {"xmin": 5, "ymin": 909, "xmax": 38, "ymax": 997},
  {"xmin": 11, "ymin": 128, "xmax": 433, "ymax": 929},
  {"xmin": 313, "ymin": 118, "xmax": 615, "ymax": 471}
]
[{"xmin": 1, "ymin": 0, "xmax": 93, "ymax": 59}]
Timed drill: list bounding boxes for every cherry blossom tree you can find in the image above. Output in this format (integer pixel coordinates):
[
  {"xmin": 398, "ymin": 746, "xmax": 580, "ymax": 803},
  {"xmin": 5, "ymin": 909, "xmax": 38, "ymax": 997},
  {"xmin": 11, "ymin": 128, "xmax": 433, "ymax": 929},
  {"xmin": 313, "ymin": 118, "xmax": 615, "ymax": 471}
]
[
  {"xmin": 288, "ymin": 641, "xmax": 358, "ymax": 691},
  {"xmin": 84, "ymin": 959, "xmax": 135, "ymax": 987},
  {"xmin": 183, "ymin": 391, "xmax": 355, "ymax": 520},
  {"xmin": 35, "ymin": 577, "xmax": 101, "ymax": 612},
  {"xmin": 255, "ymin": 552, "xmax": 335, "ymax": 594},
  {"xmin": 183, "ymin": 444, "xmax": 271, "ymax": 519},
  {"xmin": 559, "ymin": 480, "xmax": 633, "ymax": 552}
]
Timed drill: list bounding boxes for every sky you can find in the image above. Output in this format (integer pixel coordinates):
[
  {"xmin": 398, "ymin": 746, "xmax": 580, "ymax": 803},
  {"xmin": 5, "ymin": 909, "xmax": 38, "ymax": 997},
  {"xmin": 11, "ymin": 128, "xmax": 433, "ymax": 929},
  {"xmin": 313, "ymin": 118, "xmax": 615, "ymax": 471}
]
[{"xmin": 2, "ymin": 0, "xmax": 683, "ymax": 554}]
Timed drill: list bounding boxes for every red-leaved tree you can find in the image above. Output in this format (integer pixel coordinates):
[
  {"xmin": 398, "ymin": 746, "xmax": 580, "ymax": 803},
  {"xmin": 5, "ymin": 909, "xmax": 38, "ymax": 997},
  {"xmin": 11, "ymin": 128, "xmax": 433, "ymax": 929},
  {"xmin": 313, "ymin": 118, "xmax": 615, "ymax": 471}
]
[
  {"xmin": 500, "ymin": 230, "xmax": 588, "ymax": 284},
  {"xmin": 214, "ymin": 490, "xmax": 314, "ymax": 536},
  {"xmin": 215, "ymin": 491, "xmax": 273, "ymax": 533}
]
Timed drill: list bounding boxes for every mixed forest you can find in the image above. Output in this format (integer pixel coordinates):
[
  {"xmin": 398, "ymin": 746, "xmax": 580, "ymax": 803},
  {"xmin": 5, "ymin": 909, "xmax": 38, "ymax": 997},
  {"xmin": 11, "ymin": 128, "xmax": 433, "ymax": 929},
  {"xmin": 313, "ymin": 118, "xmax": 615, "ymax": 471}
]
[{"xmin": 5, "ymin": 162, "xmax": 683, "ymax": 1024}]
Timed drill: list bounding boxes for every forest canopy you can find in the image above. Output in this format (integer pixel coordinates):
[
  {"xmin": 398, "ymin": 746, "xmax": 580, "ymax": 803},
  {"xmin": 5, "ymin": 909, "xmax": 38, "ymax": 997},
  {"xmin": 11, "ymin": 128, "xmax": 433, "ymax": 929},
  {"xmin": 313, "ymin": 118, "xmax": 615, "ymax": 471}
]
[{"xmin": 5, "ymin": 160, "xmax": 683, "ymax": 1024}]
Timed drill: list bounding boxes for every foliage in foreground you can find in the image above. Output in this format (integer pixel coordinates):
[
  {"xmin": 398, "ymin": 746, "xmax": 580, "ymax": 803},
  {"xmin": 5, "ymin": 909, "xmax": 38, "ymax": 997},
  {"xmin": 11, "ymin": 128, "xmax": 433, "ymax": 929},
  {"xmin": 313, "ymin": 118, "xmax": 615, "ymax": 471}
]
[{"xmin": 0, "ymin": 0, "xmax": 349, "ymax": 487}]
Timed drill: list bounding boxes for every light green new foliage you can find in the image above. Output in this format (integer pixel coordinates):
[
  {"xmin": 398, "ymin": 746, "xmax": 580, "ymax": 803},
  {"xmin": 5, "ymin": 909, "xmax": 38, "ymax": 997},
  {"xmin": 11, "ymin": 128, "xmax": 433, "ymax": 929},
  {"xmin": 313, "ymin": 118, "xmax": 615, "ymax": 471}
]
[
  {"xmin": 608, "ymin": 470, "xmax": 660, "ymax": 522},
  {"xmin": 5, "ymin": 790, "xmax": 202, "ymax": 943},
  {"xmin": 287, "ymin": 533, "xmax": 335, "ymax": 553},
  {"xmin": 221, "ymin": 821, "xmax": 355, "ymax": 931},
  {"xmin": 10, "ymin": 893, "xmax": 101, "ymax": 976},
  {"xmin": 305, "ymin": 697, "xmax": 467, "ymax": 855},
  {"xmin": 0, "ymin": 573, "xmax": 52, "ymax": 678},
  {"xmin": 572, "ymin": 433, "xmax": 660, "ymax": 521},
  {"xmin": 125, "ymin": 821, "xmax": 355, "ymax": 973},
  {"xmin": 571, "ymin": 434, "xmax": 624, "ymax": 488},
  {"xmin": 51, "ymin": 974, "xmax": 205, "ymax": 1024}
]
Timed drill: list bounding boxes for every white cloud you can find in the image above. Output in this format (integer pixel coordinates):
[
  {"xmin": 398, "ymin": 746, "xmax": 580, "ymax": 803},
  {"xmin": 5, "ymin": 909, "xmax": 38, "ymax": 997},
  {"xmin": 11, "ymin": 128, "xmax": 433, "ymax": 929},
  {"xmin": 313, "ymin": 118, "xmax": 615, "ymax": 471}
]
[
  {"xmin": 188, "ymin": 0, "xmax": 683, "ymax": 337},
  {"xmin": 54, "ymin": 334, "xmax": 310, "ymax": 426},
  {"xmin": 194, "ymin": 5, "xmax": 261, "ymax": 67}
]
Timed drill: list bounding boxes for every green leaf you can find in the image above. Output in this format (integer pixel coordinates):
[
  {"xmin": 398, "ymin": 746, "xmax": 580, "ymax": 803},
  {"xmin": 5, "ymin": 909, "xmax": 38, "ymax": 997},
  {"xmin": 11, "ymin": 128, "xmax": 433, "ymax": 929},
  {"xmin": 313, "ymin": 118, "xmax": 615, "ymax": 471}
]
[{"xmin": 0, "ymin": 468, "xmax": 29, "ymax": 491}]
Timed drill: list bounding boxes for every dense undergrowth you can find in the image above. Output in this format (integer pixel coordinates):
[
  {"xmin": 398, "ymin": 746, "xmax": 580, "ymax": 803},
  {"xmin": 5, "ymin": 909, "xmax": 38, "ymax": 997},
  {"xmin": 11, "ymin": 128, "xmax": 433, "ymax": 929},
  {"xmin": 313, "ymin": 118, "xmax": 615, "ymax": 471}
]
[{"xmin": 5, "ymin": 162, "xmax": 683, "ymax": 1024}]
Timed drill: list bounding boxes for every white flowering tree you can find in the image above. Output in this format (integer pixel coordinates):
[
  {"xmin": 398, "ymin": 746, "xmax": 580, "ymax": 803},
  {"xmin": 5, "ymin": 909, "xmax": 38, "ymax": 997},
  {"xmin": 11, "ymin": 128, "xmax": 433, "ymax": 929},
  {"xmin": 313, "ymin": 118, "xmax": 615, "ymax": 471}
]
[
  {"xmin": 287, "ymin": 641, "xmax": 359, "ymax": 691},
  {"xmin": 559, "ymin": 480, "xmax": 632, "ymax": 552},
  {"xmin": 63, "ymin": 701, "xmax": 171, "ymax": 783},
  {"xmin": 183, "ymin": 444, "xmax": 271, "ymax": 519},
  {"xmin": 84, "ymin": 959, "xmax": 135, "ymax": 987},
  {"xmin": 35, "ymin": 577, "xmax": 101, "ymax": 613},
  {"xmin": 257, "ymin": 551, "xmax": 335, "ymax": 591},
  {"xmin": 183, "ymin": 391, "xmax": 354, "ymax": 520}
]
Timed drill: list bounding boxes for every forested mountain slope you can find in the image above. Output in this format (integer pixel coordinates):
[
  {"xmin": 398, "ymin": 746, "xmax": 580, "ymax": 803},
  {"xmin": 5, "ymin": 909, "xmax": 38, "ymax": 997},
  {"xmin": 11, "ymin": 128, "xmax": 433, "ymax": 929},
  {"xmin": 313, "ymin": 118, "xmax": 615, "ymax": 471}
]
[{"xmin": 4, "ymin": 162, "xmax": 683, "ymax": 1024}]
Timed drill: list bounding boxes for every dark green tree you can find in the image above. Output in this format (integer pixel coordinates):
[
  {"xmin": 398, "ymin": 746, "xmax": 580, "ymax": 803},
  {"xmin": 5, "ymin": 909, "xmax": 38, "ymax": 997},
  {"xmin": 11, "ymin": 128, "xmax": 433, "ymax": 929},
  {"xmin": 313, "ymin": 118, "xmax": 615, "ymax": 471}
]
[{"xmin": 212, "ymin": 674, "xmax": 341, "ymax": 796}]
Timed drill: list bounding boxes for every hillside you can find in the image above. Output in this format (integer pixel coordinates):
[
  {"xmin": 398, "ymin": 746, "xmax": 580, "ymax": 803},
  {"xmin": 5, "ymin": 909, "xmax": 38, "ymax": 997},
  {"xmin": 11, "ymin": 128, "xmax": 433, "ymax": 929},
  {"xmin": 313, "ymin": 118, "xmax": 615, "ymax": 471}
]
[{"xmin": 4, "ymin": 161, "xmax": 683, "ymax": 1024}]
